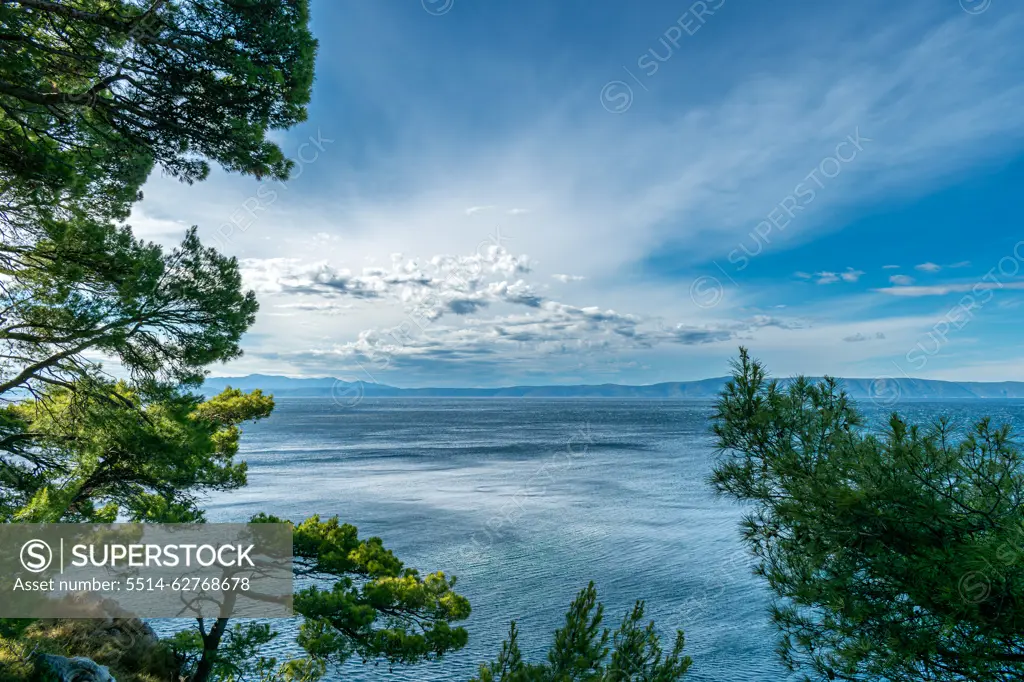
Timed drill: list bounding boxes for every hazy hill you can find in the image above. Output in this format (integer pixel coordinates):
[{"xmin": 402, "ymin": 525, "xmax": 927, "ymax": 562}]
[{"xmin": 200, "ymin": 374, "xmax": 1024, "ymax": 400}]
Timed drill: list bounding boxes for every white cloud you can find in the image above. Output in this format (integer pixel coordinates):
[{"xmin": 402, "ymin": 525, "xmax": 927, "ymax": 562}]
[
  {"xmin": 552, "ymin": 274, "xmax": 586, "ymax": 283},
  {"xmin": 889, "ymin": 274, "xmax": 915, "ymax": 286},
  {"xmin": 241, "ymin": 246, "xmax": 537, "ymax": 319},
  {"xmin": 275, "ymin": 301, "xmax": 354, "ymax": 314},
  {"xmin": 875, "ymin": 282, "xmax": 1024, "ymax": 296},
  {"xmin": 915, "ymin": 262, "xmax": 942, "ymax": 272},
  {"xmin": 242, "ymin": 242, "xmax": 807, "ymax": 371},
  {"xmin": 843, "ymin": 331, "xmax": 886, "ymax": 342},
  {"xmin": 267, "ymin": 308, "xmax": 805, "ymax": 376},
  {"xmin": 810, "ymin": 267, "xmax": 864, "ymax": 284}
]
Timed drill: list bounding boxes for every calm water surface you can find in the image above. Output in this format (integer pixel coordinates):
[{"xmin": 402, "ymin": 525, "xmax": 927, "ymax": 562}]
[{"xmin": 183, "ymin": 398, "xmax": 1024, "ymax": 681}]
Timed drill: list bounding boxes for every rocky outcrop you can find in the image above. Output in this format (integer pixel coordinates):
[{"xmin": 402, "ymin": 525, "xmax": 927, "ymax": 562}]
[{"xmin": 36, "ymin": 654, "xmax": 116, "ymax": 682}]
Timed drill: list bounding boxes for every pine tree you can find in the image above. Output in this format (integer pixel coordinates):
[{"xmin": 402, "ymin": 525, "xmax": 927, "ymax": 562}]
[{"xmin": 712, "ymin": 347, "xmax": 1024, "ymax": 681}]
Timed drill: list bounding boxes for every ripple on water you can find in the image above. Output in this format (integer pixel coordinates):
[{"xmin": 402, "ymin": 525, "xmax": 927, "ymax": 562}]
[{"xmin": 180, "ymin": 397, "xmax": 1018, "ymax": 681}]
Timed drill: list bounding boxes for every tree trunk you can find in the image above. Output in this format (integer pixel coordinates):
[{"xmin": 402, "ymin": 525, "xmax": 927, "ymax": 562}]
[{"xmin": 192, "ymin": 617, "xmax": 230, "ymax": 682}]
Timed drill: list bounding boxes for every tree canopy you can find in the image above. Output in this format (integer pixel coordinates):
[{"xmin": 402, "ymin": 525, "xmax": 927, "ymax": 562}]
[
  {"xmin": 1, "ymin": 383, "xmax": 273, "ymax": 522},
  {"xmin": 0, "ymin": 0, "xmax": 317, "ymax": 222},
  {"xmin": 1, "ymin": 223, "xmax": 257, "ymax": 393},
  {"xmin": 0, "ymin": 0, "xmax": 316, "ymax": 522},
  {"xmin": 711, "ymin": 348, "xmax": 1024, "ymax": 682},
  {"xmin": 474, "ymin": 582, "xmax": 691, "ymax": 682},
  {"xmin": 173, "ymin": 514, "xmax": 472, "ymax": 682},
  {"xmin": 0, "ymin": 217, "xmax": 267, "ymax": 522}
]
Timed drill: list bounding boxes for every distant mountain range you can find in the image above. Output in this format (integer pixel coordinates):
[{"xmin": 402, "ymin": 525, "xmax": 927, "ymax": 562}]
[{"xmin": 200, "ymin": 374, "xmax": 1024, "ymax": 400}]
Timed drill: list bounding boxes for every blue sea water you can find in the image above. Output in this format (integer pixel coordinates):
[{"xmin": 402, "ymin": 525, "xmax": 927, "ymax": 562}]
[{"xmin": 182, "ymin": 397, "xmax": 1024, "ymax": 681}]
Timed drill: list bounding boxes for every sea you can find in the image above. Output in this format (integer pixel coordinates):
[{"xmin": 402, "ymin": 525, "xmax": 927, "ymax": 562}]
[{"xmin": 175, "ymin": 397, "xmax": 1024, "ymax": 681}]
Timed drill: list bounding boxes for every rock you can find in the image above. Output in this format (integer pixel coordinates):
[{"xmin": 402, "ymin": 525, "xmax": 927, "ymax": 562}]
[{"xmin": 36, "ymin": 653, "xmax": 116, "ymax": 682}]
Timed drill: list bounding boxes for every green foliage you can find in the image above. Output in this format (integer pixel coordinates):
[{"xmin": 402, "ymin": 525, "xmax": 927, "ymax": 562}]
[
  {"xmin": 1, "ymin": 220, "xmax": 258, "ymax": 393},
  {"xmin": 172, "ymin": 514, "xmax": 471, "ymax": 681},
  {"xmin": 0, "ymin": 0, "xmax": 299, "ymax": 526},
  {"xmin": 1, "ymin": 382, "xmax": 273, "ymax": 522},
  {"xmin": 286, "ymin": 514, "xmax": 471, "ymax": 666},
  {"xmin": 474, "ymin": 582, "xmax": 691, "ymax": 682},
  {"xmin": 0, "ymin": 1, "xmax": 312, "ymax": 501},
  {"xmin": 0, "ymin": 2, "xmax": 328, "ymax": 680},
  {"xmin": 711, "ymin": 347, "xmax": 1024, "ymax": 682},
  {"xmin": 0, "ymin": 0, "xmax": 317, "ymax": 223}
]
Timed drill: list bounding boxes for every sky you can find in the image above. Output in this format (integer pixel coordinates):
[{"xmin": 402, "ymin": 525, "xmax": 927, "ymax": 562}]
[{"xmin": 128, "ymin": 0, "xmax": 1024, "ymax": 387}]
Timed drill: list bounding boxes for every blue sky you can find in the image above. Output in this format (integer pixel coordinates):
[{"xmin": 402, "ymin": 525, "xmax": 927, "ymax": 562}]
[{"xmin": 129, "ymin": 0, "xmax": 1024, "ymax": 386}]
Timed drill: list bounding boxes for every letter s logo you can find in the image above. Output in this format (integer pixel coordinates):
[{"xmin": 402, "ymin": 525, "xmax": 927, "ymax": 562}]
[{"xmin": 21, "ymin": 540, "xmax": 53, "ymax": 573}]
